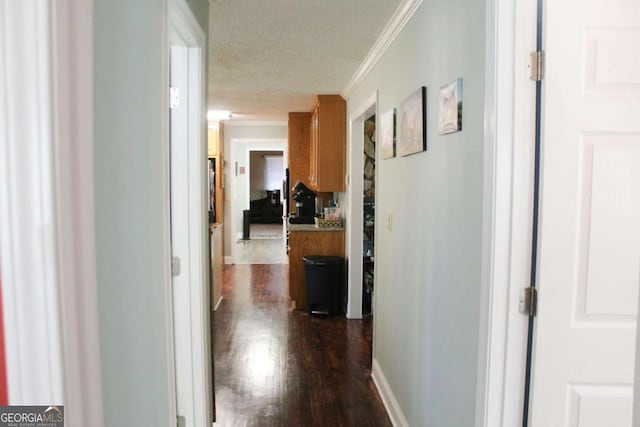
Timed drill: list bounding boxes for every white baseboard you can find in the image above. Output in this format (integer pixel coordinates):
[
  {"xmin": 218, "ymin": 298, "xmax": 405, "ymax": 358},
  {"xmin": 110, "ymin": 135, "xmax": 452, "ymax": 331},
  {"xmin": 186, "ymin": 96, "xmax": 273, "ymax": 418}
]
[
  {"xmin": 371, "ymin": 358, "xmax": 409, "ymax": 427},
  {"xmin": 224, "ymin": 256, "xmax": 233, "ymax": 265},
  {"xmin": 214, "ymin": 296, "xmax": 223, "ymax": 311}
]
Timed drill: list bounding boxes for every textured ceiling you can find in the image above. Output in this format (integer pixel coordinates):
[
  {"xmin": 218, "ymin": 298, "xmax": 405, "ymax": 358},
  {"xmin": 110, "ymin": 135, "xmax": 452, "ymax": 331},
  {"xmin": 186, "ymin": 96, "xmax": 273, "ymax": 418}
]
[{"xmin": 208, "ymin": 0, "xmax": 402, "ymax": 121}]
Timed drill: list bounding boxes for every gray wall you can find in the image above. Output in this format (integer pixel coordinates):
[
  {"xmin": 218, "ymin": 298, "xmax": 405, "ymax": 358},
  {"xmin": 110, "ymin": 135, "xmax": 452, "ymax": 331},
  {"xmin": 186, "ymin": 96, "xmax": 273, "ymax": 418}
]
[
  {"xmin": 346, "ymin": 1, "xmax": 485, "ymax": 425},
  {"xmin": 93, "ymin": 0, "xmax": 208, "ymax": 425}
]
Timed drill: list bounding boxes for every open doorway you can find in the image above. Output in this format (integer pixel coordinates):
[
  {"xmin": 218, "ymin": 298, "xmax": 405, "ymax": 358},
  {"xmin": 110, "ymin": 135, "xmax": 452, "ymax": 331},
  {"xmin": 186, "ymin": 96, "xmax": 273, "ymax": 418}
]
[
  {"xmin": 229, "ymin": 140, "xmax": 287, "ymax": 265},
  {"xmin": 248, "ymin": 150, "xmax": 285, "ymax": 238},
  {"xmin": 362, "ymin": 115, "xmax": 376, "ymax": 315},
  {"xmin": 346, "ymin": 94, "xmax": 377, "ymax": 321}
]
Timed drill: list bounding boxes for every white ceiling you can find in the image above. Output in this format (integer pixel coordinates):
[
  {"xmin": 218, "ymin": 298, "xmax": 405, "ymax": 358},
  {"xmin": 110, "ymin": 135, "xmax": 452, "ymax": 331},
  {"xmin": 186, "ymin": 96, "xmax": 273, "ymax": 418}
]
[{"xmin": 208, "ymin": 0, "xmax": 403, "ymax": 121}]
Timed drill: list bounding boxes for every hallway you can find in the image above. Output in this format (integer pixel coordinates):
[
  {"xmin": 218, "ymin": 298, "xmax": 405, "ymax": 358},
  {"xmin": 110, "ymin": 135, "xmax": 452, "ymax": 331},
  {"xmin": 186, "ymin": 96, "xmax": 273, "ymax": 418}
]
[{"xmin": 213, "ymin": 264, "xmax": 391, "ymax": 426}]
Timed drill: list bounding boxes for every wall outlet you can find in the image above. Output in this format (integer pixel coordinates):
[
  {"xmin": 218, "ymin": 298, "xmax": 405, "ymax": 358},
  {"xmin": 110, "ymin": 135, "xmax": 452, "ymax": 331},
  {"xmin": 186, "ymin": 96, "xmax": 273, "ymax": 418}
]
[{"xmin": 386, "ymin": 211, "xmax": 393, "ymax": 231}]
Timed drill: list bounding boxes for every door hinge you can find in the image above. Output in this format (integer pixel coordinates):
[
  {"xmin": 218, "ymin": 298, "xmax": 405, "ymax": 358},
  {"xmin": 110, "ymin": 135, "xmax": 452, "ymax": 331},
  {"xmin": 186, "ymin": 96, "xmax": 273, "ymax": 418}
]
[
  {"xmin": 177, "ymin": 415, "xmax": 186, "ymax": 427},
  {"xmin": 529, "ymin": 51, "xmax": 545, "ymax": 81},
  {"xmin": 519, "ymin": 287, "xmax": 537, "ymax": 316},
  {"xmin": 171, "ymin": 256, "xmax": 181, "ymax": 277},
  {"xmin": 170, "ymin": 86, "xmax": 180, "ymax": 109}
]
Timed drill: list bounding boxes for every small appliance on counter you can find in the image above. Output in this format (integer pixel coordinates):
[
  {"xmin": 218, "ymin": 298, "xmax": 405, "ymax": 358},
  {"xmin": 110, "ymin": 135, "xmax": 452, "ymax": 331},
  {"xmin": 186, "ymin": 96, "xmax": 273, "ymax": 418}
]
[{"xmin": 289, "ymin": 180, "xmax": 316, "ymax": 224}]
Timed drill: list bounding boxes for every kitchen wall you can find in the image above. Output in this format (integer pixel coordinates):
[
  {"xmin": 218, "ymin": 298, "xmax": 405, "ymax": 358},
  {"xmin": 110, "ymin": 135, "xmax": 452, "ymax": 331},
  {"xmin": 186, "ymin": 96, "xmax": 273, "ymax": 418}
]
[
  {"xmin": 345, "ymin": 0, "xmax": 485, "ymax": 424},
  {"xmin": 223, "ymin": 123, "xmax": 288, "ymax": 257}
]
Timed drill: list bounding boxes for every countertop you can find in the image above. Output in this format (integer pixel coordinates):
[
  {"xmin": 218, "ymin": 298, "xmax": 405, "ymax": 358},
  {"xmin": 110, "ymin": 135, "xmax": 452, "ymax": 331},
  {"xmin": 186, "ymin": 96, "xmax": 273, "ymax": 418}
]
[{"xmin": 288, "ymin": 223, "xmax": 344, "ymax": 232}]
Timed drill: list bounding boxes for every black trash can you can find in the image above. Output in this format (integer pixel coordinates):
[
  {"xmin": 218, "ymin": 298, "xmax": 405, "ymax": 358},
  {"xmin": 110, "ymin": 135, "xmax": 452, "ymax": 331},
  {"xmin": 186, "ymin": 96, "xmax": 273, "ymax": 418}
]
[{"xmin": 303, "ymin": 255, "xmax": 344, "ymax": 316}]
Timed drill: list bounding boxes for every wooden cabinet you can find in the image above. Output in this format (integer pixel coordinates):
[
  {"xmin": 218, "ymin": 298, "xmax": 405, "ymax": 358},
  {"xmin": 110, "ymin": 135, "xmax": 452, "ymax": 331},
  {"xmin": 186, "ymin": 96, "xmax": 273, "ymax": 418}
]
[
  {"xmin": 288, "ymin": 112, "xmax": 311, "ymax": 213},
  {"xmin": 288, "ymin": 229, "xmax": 345, "ymax": 310},
  {"xmin": 308, "ymin": 95, "xmax": 346, "ymax": 192}
]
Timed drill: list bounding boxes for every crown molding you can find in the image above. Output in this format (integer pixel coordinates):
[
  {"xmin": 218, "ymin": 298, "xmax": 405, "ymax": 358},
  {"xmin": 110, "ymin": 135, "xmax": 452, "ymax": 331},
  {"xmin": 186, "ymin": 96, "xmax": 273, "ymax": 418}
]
[{"xmin": 341, "ymin": 0, "xmax": 424, "ymax": 98}]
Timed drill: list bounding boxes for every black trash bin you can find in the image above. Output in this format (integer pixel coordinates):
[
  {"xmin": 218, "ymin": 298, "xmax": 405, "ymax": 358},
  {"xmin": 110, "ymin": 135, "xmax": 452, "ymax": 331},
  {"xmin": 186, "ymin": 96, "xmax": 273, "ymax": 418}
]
[{"xmin": 303, "ymin": 255, "xmax": 344, "ymax": 316}]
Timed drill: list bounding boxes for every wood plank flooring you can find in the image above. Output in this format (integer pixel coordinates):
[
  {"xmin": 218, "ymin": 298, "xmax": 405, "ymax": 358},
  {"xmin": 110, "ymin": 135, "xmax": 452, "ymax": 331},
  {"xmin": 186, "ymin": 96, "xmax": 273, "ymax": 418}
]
[{"xmin": 214, "ymin": 264, "xmax": 391, "ymax": 427}]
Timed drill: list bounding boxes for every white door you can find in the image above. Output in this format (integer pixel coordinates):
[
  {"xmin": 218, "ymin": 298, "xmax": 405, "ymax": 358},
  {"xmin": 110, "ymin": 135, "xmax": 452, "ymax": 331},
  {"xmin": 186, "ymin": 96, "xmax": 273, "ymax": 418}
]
[
  {"xmin": 169, "ymin": 42, "xmax": 211, "ymax": 427},
  {"xmin": 170, "ymin": 45, "xmax": 195, "ymax": 425},
  {"xmin": 529, "ymin": 0, "xmax": 640, "ymax": 425}
]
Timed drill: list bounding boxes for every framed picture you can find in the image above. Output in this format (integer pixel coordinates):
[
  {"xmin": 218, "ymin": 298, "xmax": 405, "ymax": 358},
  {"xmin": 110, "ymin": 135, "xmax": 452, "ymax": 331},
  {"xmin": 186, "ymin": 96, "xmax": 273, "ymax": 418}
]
[
  {"xmin": 439, "ymin": 78, "xmax": 463, "ymax": 135},
  {"xmin": 380, "ymin": 108, "xmax": 396, "ymax": 159},
  {"xmin": 397, "ymin": 87, "xmax": 427, "ymax": 156}
]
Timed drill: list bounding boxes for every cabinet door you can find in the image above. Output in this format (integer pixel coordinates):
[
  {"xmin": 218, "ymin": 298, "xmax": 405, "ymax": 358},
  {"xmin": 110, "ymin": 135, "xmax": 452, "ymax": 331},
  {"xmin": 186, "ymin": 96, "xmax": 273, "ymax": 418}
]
[
  {"xmin": 287, "ymin": 113, "xmax": 311, "ymax": 212},
  {"xmin": 288, "ymin": 231, "xmax": 345, "ymax": 310},
  {"xmin": 313, "ymin": 95, "xmax": 346, "ymax": 191}
]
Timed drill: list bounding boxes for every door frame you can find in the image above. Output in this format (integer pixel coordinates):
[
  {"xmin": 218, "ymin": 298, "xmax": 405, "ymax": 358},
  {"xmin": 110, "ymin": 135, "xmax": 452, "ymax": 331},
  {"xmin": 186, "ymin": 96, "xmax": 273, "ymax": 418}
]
[
  {"xmin": 475, "ymin": 0, "xmax": 539, "ymax": 425},
  {"xmin": 346, "ymin": 93, "xmax": 377, "ymax": 319},
  {"xmin": 228, "ymin": 138, "xmax": 287, "ymax": 264},
  {"xmin": 166, "ymin": 0, "xmax": 211, "ymax": 425},
  {"xmin": 247, "ymin": 148, "xmax": 287, "ymax": 243}
]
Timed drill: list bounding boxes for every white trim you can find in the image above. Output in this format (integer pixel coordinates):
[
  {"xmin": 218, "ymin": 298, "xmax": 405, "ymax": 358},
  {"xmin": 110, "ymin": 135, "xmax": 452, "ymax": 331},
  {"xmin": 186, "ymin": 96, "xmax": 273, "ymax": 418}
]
[
  {"xmin": 0, "ymin": 0, "xmax": 64, "ymax": 405},
  {"xmin": 341, "ymin": 0, "xmax": 423, "ymax": 98},
  {"xmin": 228, "ymin": 138, "xmax": 287, "ymax": 265},
  {"xmin": 50, "ymin": 0, "xmax": 104, "ymax": 424},
  {"xmin": 371, "ymin": 359, "xmax": 409, "ymax": 427},
  {"xmin": 475, "ymin": 0, "xmax": 537, "ymax": 425},
  {"xmin": 168, "ymin": 1, "xmax": 211, "ymax": 426},
  {"xmin": 345, "ymin": 93, "xmax": 377, "ymax": 319}
]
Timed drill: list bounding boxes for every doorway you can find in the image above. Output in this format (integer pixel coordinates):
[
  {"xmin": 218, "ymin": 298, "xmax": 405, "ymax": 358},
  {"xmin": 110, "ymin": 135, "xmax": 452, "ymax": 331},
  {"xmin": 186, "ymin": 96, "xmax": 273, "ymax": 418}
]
[
  {"xmin": 229, "ymin": 139, "xmax": 287, "ymax": 264},
  {"xmin": 346, "ymin": 94, "xmax": 377, "ymax": 320},
  {"xmin": 362, "ymin": 115, "xmax": 376, "ymax": 315}
]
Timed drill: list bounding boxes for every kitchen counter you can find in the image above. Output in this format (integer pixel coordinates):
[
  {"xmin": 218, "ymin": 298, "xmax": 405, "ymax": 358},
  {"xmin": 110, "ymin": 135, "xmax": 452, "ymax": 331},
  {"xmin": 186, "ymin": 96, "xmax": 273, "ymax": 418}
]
[{"xmin": 288, "ymin": 223, "xmax": 344, "ymax": 232}]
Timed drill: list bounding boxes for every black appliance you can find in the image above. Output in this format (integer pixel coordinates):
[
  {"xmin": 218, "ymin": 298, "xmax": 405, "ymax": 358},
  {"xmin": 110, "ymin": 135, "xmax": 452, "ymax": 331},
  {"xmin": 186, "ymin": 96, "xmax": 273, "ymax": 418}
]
[
  {"xmin": 283, "ymin": 168, "xmax": 290, "ymax": 216},
  {"xmin": 289, "ymin": 180, "xmax": 316, "ymax": 224}
]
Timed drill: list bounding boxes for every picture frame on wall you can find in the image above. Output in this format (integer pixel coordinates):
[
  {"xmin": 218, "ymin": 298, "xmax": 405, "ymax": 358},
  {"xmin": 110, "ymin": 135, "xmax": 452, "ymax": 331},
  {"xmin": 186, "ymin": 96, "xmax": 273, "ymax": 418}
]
[
  {"xmin": 380, "ymin": 108, "xmax": 396, "ymax": 159},
  {"xmin": 438, "ymin": 78, "xmax": 463, "ymax": 135},
  {"xmin": 397, "ymin": 86, "xmax": 427, "ymax": 156}
]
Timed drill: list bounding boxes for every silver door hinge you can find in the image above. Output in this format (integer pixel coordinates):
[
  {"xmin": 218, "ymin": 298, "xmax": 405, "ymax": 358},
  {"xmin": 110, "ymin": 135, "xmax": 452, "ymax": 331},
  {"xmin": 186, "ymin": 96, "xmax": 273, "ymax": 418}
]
[
  {"xmin": 529, "ymin": 51, "xmax": 545, "ymax": 81},
  {"xmin": 171, "ymin": 256, "xmax": 181, "ymax": 277},
  {"xmin": 519, "ymin": 287, "xmax": 537, "ymax": 316},
  {"xmin": 177, "ymin": 415, "xmax": 186, "ymax": 427},
  {"xmin": 170, "ymin": 86, "xmax": 180, "ymax": 109}
]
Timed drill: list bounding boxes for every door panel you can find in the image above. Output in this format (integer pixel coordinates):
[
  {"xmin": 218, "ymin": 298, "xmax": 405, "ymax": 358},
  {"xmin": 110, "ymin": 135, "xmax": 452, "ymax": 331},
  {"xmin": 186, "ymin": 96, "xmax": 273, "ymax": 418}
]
[{"xmin": 530, "ymin": 0, "xmax": 640, "ymax": 425}]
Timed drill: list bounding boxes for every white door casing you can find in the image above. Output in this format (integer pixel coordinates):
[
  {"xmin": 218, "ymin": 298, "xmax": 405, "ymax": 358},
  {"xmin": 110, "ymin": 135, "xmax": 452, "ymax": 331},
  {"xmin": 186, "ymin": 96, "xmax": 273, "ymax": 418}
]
[
  {"xmin": 168, "ymin": 1, "xmax": 211, "ymax": 426},
  {"xmin": 529, "ymin": 0, "xmax": 640, "ymax": 425}
]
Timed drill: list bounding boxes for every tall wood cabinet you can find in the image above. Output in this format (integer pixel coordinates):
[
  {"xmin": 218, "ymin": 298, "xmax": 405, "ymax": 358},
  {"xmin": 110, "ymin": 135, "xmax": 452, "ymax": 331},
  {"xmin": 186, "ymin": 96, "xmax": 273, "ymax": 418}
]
[
  {"xmin": 309, "ymin": 95, "xmax": 346, "ymax": 192},
  {"xmin": 288, "ymin": 112, "xmax": 311, "ymax": 213}
]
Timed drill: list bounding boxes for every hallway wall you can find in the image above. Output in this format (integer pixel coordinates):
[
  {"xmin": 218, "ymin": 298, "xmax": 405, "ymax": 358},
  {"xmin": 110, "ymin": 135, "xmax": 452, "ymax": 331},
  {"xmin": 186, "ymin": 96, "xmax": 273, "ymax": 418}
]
[
  {"xmin": 93, "ymin": 0, "xmax": 208, "ymax": 425},
  {"xmin": 345, "ymin": 1, "xmax": 485, "ymax": 425}
]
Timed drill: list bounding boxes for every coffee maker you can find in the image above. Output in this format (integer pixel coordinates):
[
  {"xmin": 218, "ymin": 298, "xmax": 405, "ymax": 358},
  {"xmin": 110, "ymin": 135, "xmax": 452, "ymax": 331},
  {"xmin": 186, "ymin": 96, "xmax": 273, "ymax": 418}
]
[{"xmin": 289, "ymin": 180, "xmax": 316, "ymax": 224}]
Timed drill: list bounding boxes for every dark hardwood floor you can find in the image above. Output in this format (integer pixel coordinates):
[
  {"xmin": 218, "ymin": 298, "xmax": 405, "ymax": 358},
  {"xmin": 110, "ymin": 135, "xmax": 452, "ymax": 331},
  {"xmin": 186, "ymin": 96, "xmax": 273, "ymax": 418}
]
[{"xmin": 213, "ymin": 264, "xmax": 391, "ymax": 427}]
